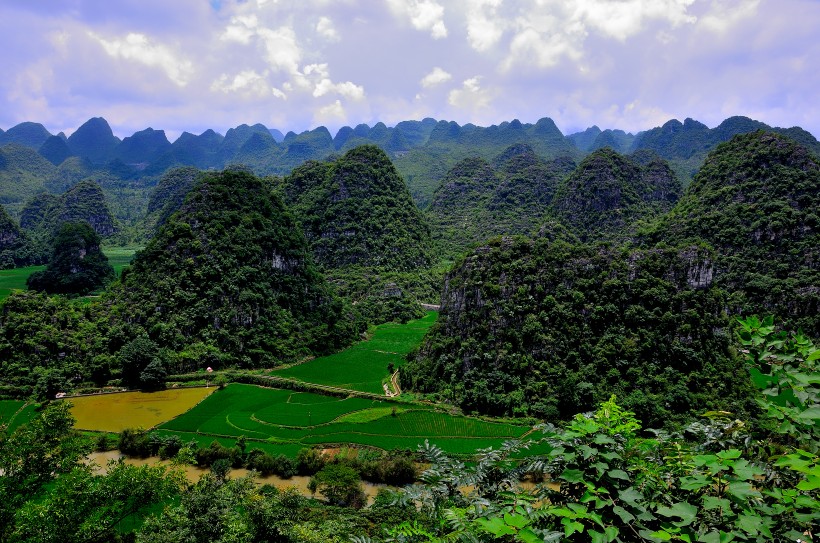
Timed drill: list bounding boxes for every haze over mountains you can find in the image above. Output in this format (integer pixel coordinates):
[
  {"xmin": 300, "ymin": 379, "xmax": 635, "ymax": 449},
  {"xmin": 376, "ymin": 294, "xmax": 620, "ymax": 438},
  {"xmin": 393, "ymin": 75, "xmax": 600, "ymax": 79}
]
[{"xmin": 1, "ymin": 115, "xmax": 817, "ymax": 218}]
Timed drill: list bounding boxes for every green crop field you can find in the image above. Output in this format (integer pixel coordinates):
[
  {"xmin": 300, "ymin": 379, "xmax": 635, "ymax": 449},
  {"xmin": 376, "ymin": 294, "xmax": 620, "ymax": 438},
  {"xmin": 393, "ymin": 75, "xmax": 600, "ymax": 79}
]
[
  {"xmin": 0, "ymin": 264, "xmax": 45, "ymax": 300},
  {"xmin": 0, "ymin": 400, "xmax": 38, "ymax": 433},
  {"xmin": 272, "ymin": 311, "xmax": 438, "ymax": 394},
  {"xmin": 159, "ymin": 383, "xmax": 531, "ymax": 455},
  {"xmin": 102, "ymin": 246, "xmax": 140, "ymax": 277}
]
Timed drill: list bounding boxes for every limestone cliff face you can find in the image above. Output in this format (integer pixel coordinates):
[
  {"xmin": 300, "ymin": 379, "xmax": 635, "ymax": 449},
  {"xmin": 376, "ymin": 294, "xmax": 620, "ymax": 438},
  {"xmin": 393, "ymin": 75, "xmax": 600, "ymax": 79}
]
[
  {"xmin": 655, "ymin": 131, "xmax": 820, "ymax": 334},
  {"xmin": 0, "ymin": 204, "xmax": 34, "ymax": 268}
]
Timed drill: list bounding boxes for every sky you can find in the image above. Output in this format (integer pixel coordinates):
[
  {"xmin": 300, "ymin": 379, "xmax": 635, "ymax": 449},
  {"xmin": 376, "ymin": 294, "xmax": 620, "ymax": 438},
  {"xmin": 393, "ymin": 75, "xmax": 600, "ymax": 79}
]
[{"xmin": 0, "ymin": 0, "xmax": 818, "ymax": 141}]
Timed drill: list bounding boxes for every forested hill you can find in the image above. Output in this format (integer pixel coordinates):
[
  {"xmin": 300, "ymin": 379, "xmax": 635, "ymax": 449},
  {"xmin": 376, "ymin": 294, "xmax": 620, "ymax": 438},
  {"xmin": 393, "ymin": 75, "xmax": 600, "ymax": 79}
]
[
  {"xmin": 280, "ymin": 146, "xmax": 432, "ymax": 272},
  {"xmin": 402, "ymin": 131, "xmax": 820, "ymax": 423},
  {"xmin": 2, "ymin": 115, "xmax": 817, "ymax": 231},
  {"xmin": 400, "ymin": 238, "xmax": 747, "ymax": 427},
  {"xmin": 551, "ymin": 148, "xmax": 680, "ymax": 241},
  {"xmin": 108, "ymin": 168, "xmax": 362, "ymax": 367},
  {"xmin": 279, "ymin": 145, "xmax": 437, "ymax": 323},
  {"xmin": 647, "ymin": 130, "xmax": 820, "ymax": 335},
  {"xmin": 425, "ymin": 144, "xmax": 575, "ymax": 259}
]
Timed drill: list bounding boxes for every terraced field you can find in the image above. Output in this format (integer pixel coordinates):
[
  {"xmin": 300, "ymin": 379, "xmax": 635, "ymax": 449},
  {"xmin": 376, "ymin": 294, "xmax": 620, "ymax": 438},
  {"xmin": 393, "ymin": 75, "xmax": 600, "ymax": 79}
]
[
  {"xmin": 272, "ymin": 311, "xmax": 437, "ymax": 394},
  {"xmin": 160, "ymin": 383, "xmax": 530, "ymax": 455},
  {"xmin": 0, "ymin": 400, "xmax": 38, "ymax": 433}
]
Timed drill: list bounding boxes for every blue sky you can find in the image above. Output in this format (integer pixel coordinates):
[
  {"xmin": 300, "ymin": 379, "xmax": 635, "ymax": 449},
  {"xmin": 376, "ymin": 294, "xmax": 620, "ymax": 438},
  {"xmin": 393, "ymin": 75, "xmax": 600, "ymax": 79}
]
[{"xmin": 1, "ymin": 0, "xmax": 818, "ymax": 140}]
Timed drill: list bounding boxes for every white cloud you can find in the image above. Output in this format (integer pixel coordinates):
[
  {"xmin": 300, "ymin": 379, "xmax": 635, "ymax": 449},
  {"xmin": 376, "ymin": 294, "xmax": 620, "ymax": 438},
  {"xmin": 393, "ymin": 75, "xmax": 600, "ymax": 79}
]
[
  {"xmin": 88, "ymin": 32, "xmax": 193, "ymax": 86},
  {"xmin": 316, "ymin": 16, "xmax": 339, "ymax": 41},
  {"xmin": 574, "ymin": 0, "xmax": 697, "ymax": 41},
  {"xmin": 211, "ymin": 69, "xmax": 286, "ymax": 99},
  {"xmin": 700, "ymin": 0, "xmax": 761, "ymax": 33},
  {"xmin": 315, "ymin": 99, "xmax": 347, "ymax": 123},
  {"xmin": 421, "ymin": 66, "xmax": 452, "ymax": 88},
  {"xmin": 499, "ymin": 0, "xmax": 698, "ymax": 70},
  {"xmin": 385, "ymin": 0, "xmax": 448, "ymax": 39},
  {"xmin": 313, "ymin": 79, "xmax": 365, "ymax": 100},
  {"xmin": 257, "ymin": 26, "xmax": 303, "ymax": 74},
  {"xmin": 448, "ymin": 76, "xmax": 491, "ymax": 110},
  {"xmin": 220, "ymin": 14, "xmax": 259, "ymax": 44},
  {"xmin": 465, "ymin": 0, "xmax": 505, "ymax": 51}
]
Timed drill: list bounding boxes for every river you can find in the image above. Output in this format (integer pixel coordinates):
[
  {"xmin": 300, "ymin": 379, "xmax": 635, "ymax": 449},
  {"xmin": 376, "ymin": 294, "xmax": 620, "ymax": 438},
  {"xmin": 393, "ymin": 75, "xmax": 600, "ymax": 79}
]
[{"xmin": 86, "ymin": 450, "xmax": 391, "ymax": 502}]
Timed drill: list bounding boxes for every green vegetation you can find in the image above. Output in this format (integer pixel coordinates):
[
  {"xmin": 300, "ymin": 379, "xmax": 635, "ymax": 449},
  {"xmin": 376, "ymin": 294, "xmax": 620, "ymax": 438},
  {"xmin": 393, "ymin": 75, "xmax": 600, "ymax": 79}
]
[
  {"xmin": 425, "ymin": 146, "xmax": 575, "ymax": 259},
  {"xmin": 403, "ymin": 238, "xmax": 749, "ymax": 427},
  {"xmin": 158, "ymin": 383, "xmax": 529, "ymax": 455},
  {"xmin": 378, "ymin": 316, "xmax": 820, "ymax": 543},
  {"xmin": 650, "ymin": 131, "xmax": 820, "ymax": 335},
  {"xmin": 0, "ymin": 400, "xmax": 37, "ymax": 434},
  {"xmin": 280, "ymin": 145, "xmax": 436, "ymax": 323},
  {"xmin": 551, "ymin": 147, "xmax": 680, "ymax": 241},
  {"xmin": 27, "ymin": 221, "xmax": 114, "ymax": 295},
  {"xmin": 110, "ymin": 167, "xmax": 362, "ymax": 367},
  {"xmin": 273, "ymin": 311, "xmax": 437, "ymax": 394}
]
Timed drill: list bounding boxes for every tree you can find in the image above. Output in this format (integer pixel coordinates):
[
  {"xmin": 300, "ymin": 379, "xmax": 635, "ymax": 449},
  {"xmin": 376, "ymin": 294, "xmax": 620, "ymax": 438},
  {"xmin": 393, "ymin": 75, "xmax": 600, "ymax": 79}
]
[
  {"xmin": 119, "ymin": 337, "xmax": 162, "ymax": 389},
  {"xmin": 308, "ymin": 464, "xmax": 366, "ymax": 508},
  {"xmin": 26, "ymin": 221, "xmax": 114, "ymax": 295},
  {"xmin": 139, "ymin": 358, "xmax": 168, "ymax": 391},
  {"xmin": 0, "ymin": 402, "xmax": 89, "ymax": 539}
]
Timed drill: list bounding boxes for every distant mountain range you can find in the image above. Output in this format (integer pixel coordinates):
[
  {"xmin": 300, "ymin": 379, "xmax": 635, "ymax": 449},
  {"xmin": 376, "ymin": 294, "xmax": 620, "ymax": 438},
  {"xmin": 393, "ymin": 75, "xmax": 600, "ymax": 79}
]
[{"xmin": 1, "ymin": 115, "xmax": 816, "ymax": 205}]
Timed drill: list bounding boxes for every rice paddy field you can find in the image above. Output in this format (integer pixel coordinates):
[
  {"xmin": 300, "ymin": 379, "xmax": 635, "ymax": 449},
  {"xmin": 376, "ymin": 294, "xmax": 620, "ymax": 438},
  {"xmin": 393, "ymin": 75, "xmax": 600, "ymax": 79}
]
[
  {"xmin": 159, "ymin": 383, "xmax": 531, "ymax": 455},
  {"xmin": 0, "ymin": 400, "xmax": 38, "ymax": 433},
  {"xmin": 272, "ymin": 311, "xmax": 438, "ymax": 394},
  {"xmin": 68, "ymin": 387, "xmax": 215, "ymax": 432},
  {"xmin": 0, "ymin": 264, "xmax": 45, "ymax": 300}
]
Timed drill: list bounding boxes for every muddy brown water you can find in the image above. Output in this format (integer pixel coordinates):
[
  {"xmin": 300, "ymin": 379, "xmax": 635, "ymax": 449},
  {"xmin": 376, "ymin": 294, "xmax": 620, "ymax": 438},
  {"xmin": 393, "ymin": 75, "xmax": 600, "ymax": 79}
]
[{"xmin": 87, "ymin": 450, "xmax": 390, "ymax": 502}]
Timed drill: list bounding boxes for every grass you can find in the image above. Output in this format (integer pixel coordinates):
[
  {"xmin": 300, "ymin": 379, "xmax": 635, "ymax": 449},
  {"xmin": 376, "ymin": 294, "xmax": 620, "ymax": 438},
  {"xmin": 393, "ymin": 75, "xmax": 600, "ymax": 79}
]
[
  {"xmin": 68, "ymin": 388, "xmax": 215, "ymax": 432},
  {"xmin": 158, "ymin": 383, "xmax": 530, "ymax": 455},
  {"xmin": 272, "ymin": 311, "xmax": 438, "ymax": 394},
  {"xmin": 0, "ymin": 400, "xmax": 39, "ymax": 433},
  {"xmin": 101, "ymin": 245, "xmax": 140, "ymax": 277},
  {"xmin": 0, "ymin": 264, "xmax": 45, "ymax": 301}
]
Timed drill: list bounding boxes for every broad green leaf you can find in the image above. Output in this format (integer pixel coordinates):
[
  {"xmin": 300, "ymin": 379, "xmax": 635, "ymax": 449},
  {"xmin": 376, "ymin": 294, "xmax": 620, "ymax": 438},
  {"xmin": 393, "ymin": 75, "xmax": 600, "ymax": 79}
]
[
  {"xmin": 650, "ymin": 530, "xmax": 673, "ymax": 541},
  {"xmin": 655, "ymin": 502, "xmax": 697, "ymax": 527},
  {"xmin": 612, "ymin": 505, "xmax": 635, "ymax": 523},
  {"xmin": 730, "ymin": 458, "xmax": 763, "ymax": 480},
  {"xmin": 476, "ymin": 517, "xmax": 516, "ymax": 536},
  {"xmin": 797, "ymin": 475, "xmax": 820, "ymax": 491},
  {"xmin": 563, "ymin": 520, "xmax": 584, "ymax": 537},
  {"xmin": 504, "ymin": 513, "xmax": 529, "ymax": 530},
  {"xmin": 726, "ymin": 481, "xmax": 760, "ymax": 500},
  {"xmin": 518, "ymin": 528, "xmax": 543, "ymax": 543},
  {"xmin": 618, "ymin": 487, "xmax": 644, "ymax": 506},
  {"xmin": 605, "ymin": 526, "xmax": 619, "ymax": 541},
  {"xmin": 607, "ymin": 469, "xmax": 630, "ymax": 481},
  {"xmin": 560, "ymin": 469, "xmax": 585, "ymax": 483},
  {"xmin": 796, "ymin": 407, "xmax": 820, "ymax": 420},
  {"xmin": 716, "ymin": 449, "xmax": 742, "ymax": 460},
  {"xmin": 679, "ymin": 474, "xmax": 711, "ymax": 491},
  {"xmin": 736, "ymin": 514, "xmax": 760, "ymax": 536},
  {"xmin": 593, "ymin": 434, "xmax": 616, "ymax": 445},
  {"xmin": 702, "ymin": 496, "xmax": 731, "ymax": 512}
]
